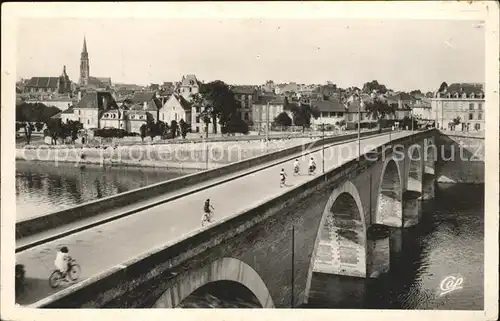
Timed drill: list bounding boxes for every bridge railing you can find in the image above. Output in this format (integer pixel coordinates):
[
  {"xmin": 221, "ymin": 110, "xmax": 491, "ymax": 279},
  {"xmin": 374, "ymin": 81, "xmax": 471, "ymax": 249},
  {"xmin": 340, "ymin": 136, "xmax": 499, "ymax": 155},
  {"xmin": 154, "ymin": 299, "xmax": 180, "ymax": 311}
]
[
  {"xmin": 30, "ymin": 129, "xmax": 436, "ymax": 308},
  {"xmin": 16, "ymin": 129, "xmax": 393, "ymax": 241}
]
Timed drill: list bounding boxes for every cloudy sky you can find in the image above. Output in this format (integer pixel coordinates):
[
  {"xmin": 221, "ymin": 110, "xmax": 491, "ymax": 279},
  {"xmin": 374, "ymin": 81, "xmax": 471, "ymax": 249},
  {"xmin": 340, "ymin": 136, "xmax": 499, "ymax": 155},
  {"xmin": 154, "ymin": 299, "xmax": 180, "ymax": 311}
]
[{"xmin": 16, "ymin": 18, "xmax": 484, "ymax": 92}]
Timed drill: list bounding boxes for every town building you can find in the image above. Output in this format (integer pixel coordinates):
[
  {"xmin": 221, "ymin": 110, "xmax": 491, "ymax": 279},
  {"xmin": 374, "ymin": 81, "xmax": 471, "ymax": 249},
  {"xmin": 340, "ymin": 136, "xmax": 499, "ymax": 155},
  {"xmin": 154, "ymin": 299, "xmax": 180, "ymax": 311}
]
[
  {"xmin": 430, "ymin": 82, "xmax": 485, "ymax": 131},
  {"xmin": 310, "ymin": 98, "xmax": 346, "ymax": 129},
  {"xmin": 231, "ymin": 85, "xmax": 258, "ymax": 123},
  {"xmin": 23, "ymin": 65, "xmax": 73, "ymax": 95},
  {"xmin": 179, "ymin": 74, "xmax": 201, "ymax": 100},
  {"xmin": 251, "ymin": 96, "xmax": 293, "ymax": 131},
  {"xmin": 159, "ymin": 94, "xmax": 192, "ymax": 125},
  {"xmin": 385, "ymin": 92, "xmax": 413, "ymax": 120},
  {"xmin": 411, "ymin": 97, "xmax": 432, "ymax": 120}
]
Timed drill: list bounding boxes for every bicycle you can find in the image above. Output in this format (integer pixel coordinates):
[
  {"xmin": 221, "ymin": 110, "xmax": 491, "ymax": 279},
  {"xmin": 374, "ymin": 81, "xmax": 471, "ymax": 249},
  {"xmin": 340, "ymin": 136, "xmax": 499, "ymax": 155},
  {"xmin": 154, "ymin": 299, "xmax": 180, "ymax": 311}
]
[
  {"xmin": 48, "ymin": 258, "xmax": 81, "ymax": 288},
  {"xmin": 201, "ymin": 210, "xmax": 214, "ymax": 227}
]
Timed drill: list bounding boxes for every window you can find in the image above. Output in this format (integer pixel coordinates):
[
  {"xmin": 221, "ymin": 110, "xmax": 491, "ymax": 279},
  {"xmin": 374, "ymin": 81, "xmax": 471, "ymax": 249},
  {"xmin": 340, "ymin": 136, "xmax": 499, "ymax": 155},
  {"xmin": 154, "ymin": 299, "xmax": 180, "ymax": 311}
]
[
  {"xmin": 338, "ymin": 112, "xmax": 344, "ymax": 117},
  {"xmin": 469, "ymin": 113, "xmax": 473, "ymax": 120},
  {"xmin": 469, "ymin": 103, "xmax": 474, "ymax": 110},
  {"xmin": 470, "ymin": 93, "xmax": 475, "ymax": 99},
  {"xmin": 477, "ymin": 113, "xmax": 482, "ymax": 120},
  {"xmin": 87, "ymin": 119, "xmax": 90, "ymax": 125},
  {"xmin": 175, "ymin": 113, "xmax": 178, "ymax": 120},
  {"xmin": 189, "ymin": 87, "xmax": 192, "ymax": 93},
  {"xmin": 474, "ymin": 123, "xmax": 480, "ymax": 130},
  {"xmin": 196, "ymin": 115, "xmax": 200, "ymax": 123},
  {"xmin": 244, "ymin": 113, "xmax": 249, "ymax": 120},
  {"xmin": 120, "ymin": 123, "xmax": 123, "ymax": 128},
  {"xmin": 478, "ymin": 103, "xmax": 482, "ymax": 110}
]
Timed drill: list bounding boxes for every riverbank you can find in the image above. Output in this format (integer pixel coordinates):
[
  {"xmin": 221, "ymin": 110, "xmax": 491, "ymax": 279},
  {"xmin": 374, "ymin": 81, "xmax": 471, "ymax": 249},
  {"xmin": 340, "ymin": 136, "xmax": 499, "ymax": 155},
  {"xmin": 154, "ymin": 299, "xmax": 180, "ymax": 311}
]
[{"xmin": 16, "ymin": 137, "xmax": 319, "ymax": 170}]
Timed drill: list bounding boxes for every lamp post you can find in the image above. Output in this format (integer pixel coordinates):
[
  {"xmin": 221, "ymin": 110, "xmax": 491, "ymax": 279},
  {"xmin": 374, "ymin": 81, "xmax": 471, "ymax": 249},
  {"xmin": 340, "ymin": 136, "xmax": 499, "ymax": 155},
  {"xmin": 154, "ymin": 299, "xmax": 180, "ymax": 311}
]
[
  {"xmin": 322, "ymin": 122, "xmax": 325, "ymax": 173},
  {"xmin": 357, "ymin": 97, "xmax": 361, "ymax": 159}
]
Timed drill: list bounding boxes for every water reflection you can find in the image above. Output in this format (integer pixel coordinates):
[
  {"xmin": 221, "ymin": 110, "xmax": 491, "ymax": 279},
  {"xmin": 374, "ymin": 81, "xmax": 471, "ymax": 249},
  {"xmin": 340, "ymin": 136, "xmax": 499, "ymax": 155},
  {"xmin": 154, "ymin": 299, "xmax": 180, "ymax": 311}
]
[{"xmin": 16, "ymin": 160, "xmax": 200, "ymax": 221}]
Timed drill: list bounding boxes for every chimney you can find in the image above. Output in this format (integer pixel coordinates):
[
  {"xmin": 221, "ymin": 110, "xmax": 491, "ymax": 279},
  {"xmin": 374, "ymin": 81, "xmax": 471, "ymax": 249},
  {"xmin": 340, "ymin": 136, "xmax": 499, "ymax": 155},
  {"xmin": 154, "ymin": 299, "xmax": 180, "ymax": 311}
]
[{"xmin": 78, "ymin": 91, "xmax": 82, "ymax": 101}]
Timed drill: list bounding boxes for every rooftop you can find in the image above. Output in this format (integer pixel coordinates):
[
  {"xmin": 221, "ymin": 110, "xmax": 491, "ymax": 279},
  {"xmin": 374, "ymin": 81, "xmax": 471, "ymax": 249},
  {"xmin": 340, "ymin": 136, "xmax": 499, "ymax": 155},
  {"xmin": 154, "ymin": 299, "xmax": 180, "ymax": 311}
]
[
  {"xmin": 25, "ymin": 77, "xmax": 59, "ymax": 88},
  {"xmin": 312, "ymin": 99, "xmax": 345, "ymax": 113}
]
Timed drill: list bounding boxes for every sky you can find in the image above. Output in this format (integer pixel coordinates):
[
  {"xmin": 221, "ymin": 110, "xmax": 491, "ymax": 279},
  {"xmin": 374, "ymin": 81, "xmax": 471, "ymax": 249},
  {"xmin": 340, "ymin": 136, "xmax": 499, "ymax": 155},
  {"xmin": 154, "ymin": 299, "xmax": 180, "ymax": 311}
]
[{"xmin": 16, "ymin": 18, "xmax": 485, "ymax": 92}]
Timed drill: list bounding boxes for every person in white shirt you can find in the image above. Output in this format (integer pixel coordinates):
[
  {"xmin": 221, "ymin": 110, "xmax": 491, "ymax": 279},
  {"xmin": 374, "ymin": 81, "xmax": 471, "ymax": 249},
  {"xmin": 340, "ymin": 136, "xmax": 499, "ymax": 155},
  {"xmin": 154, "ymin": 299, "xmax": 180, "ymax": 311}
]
[
  {"xmin": 293, "ymin": 159, "xmax": 300, "ymax": 175},
  {"xmin": 54, "ymin": 246, "xmax": 71, "ymax": 277}
]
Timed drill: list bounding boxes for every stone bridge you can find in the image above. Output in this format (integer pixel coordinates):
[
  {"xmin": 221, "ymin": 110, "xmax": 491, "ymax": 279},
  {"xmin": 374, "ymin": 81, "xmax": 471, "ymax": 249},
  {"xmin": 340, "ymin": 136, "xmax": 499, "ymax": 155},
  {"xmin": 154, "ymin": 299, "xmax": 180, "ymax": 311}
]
[{"xmin": 38, "ymin": 130, "xmax": 437, "ymax": 308}]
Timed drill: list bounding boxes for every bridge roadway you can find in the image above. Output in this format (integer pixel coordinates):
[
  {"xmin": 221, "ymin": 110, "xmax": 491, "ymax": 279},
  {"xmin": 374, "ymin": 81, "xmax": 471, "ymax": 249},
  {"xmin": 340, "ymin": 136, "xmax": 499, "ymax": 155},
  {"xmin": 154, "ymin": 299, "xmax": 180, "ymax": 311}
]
[{"xmin": 16, "ymin": 131, "xmax": 414, "ymax": 306}]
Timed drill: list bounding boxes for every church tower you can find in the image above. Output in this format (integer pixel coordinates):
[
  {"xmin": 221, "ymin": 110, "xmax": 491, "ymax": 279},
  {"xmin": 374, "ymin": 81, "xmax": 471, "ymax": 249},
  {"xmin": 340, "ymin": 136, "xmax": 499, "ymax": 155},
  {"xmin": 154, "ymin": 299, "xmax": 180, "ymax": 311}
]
[{"xmin": 79, "ymin": 36, "xmax": 90, "ymax": 86}]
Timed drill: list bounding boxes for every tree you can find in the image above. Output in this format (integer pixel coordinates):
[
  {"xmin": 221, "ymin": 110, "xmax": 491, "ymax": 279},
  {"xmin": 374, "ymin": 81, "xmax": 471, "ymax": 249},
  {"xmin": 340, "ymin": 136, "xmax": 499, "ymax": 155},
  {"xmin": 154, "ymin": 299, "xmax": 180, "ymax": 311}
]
[
  {"xmin": 410, "ymin": 89, "xmax": 422, "ymax": 96},
  {"xmin": 438, "ymin": 82, "xmax": 448, "ymax": 93},
  {"xmin": 222, "ymin": 117, "xmax": 249, "ymax": 135},
  {"xmin": 363, "ymin": 96, "xmax": 396, "ymax": 128},
  {"xmin": 192, "ymin": 81, "xmax": 240, "ymax": 135},
  {"xmin": 156, "ymin": 120, "xmax": 167, "ymax": 138},
  {"xmin": 170, "ymin": 120, "xmax": 178, "ymax": 138},
  {"xmin": 140, "ymin": 124, "xmax": 147, "ymax": 141},
  {"xmin": 362, "ymin": 80, "xmax": 388, "ymax": 94},
  {"xmin": 65, "ymin": 120, "xmax": 83, "ymax": 143},
  {"xmin": 46, "ymin": 118, "xmax": 64, "ymax": 145},
  {"xmin": 146, "ymin": 120, "xmax": 157, "ymax": 139},
  {"xmin": 23, "ymin": 122, "xmax": 34, "ymax": 144},
  {"xmin": 178, "ymin": 119, "xmax": 190, "ymax": 139},
  {"xmin": 16, "ymin": 102, "xmax": 60, "ymax": 123},
  {"xmin": 274, "ymin": 112, "xmax": 292, "ymax": 127},
  {"xmin": 35, "ymin": 122, "xmax": 45, "ymax": 132},
  {"xmin": 289, "ymin": 102, "xmax": 320, "ymax": 132}
]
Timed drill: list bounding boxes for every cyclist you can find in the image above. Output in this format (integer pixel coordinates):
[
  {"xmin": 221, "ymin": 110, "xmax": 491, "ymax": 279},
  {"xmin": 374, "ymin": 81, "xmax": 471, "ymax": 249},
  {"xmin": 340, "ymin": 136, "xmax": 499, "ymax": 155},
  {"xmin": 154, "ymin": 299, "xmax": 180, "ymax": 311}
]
[
  {"xmin": 308, "ymin": 157, "xmax": 316, "ymax": 174},
  {"xmin": 203, "ymin": 199, "xmax": 214, "ymax": 224},
  {"xmin": 54, "ymin": 246, "xmax": 71, "ymax": 280},
  {"xmin": 293, "ymin": 159, "xmax": 300, "ymax": 175},
  {"xmin": 280, "ymin": 168, "xmax": 287, "ymax": 187}
]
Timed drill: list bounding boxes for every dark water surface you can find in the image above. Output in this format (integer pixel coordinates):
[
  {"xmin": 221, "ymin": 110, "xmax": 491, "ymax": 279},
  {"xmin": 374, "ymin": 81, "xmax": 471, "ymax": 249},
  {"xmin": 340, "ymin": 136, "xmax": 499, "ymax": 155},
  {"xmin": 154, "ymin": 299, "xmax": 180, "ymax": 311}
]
[{"xmin": 15, "ymin": 160, "xmax": 199, "ymax": 220}]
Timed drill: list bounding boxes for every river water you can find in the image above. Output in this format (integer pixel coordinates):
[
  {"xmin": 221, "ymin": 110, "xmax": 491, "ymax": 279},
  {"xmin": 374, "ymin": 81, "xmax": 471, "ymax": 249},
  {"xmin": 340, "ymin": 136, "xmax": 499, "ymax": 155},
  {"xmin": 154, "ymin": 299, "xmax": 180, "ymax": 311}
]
[
  {"xmin": 15, "ymin": 160, "xmax": 199, "ymax": 220},
  {"xmin": 15, "ymin": 161, "xmax": 483, "ymax": 310}
]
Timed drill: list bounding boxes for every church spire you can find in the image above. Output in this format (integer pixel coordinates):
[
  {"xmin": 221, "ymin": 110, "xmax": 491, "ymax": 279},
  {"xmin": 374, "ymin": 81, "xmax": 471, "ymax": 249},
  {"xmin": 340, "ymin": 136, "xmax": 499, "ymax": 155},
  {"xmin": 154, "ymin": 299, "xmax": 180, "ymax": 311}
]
[{"xmin": 82, "ymin": 36, "xmax": 87, "ymax": 54}]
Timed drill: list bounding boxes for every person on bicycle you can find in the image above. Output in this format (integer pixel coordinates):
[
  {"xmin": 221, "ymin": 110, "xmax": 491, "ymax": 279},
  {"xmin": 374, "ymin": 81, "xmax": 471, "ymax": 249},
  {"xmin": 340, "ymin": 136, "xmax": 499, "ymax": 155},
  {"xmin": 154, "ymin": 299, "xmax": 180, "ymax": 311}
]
[
  {"xmin": 293, "ymin": 159, "xmax": 300, "ymax": 175},
  {"xmin": 54, "ymin": 246, "xmax": 71, "ymax": 279},
  {"xmin": 280, "ymin": 168, "xmax": 287, "ymax": 187},
  {"xmin": 308, "ymin": 157, "xmax": 316, "ymax": 174},
  {"xmin": 204, "ymin": 199, "xmax": 214, "ymax": 221}
]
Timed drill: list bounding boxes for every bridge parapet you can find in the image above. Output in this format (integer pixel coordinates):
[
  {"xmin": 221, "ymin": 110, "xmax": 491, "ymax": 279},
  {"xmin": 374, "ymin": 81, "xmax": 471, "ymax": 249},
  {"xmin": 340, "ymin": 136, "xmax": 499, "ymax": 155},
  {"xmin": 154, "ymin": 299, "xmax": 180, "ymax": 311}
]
[{"xmin": 32, "ymin": 129, "xmax": 437, "ymax": 309}]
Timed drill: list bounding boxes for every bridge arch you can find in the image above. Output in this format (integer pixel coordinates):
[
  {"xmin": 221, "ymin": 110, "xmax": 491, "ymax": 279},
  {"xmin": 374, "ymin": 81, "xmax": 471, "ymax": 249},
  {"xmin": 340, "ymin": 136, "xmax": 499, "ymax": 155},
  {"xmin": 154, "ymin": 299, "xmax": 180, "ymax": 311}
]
[
  {"xmin": 305, "ymin": 180, "xmax": 366, "ymax": 299},
  {"xmin": 375, "ymin": 156, "xmax": 403, "ymax": 227},
  {"xmin": 153, "ymin": 257, "xmax": 274, "ymax": 308},
  {"xmin": 403, "ymin": 144, "xmax": 424, "ymax": 226}
]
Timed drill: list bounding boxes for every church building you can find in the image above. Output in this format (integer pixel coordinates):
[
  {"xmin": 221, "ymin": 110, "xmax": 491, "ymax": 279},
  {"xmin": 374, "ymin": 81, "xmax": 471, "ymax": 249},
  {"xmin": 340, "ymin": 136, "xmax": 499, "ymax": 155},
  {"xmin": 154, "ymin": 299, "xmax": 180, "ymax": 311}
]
[{"xmin": 78, "ymin": 36, "xmax": 112, "ymax": 90}]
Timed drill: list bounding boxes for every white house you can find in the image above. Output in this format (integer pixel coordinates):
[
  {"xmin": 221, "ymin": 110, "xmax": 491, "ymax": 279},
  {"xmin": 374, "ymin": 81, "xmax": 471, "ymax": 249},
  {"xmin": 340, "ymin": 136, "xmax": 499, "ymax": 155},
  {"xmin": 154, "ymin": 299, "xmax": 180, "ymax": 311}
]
[{"xmin": 159, "ymin": 94, "xmax": 192, "ymax": 125}]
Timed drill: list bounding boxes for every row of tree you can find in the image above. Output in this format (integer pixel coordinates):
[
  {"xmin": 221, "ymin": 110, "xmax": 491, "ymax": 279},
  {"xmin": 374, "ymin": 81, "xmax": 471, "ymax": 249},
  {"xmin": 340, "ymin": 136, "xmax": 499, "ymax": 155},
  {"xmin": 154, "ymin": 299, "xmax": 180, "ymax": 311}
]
[
  {"xmin": 139, "ymin": 119, "xmax": 191, "ymax": 141},
  {"xmin": 44, "ymin": 119, "xmax": 84, "ymax": 145},
  {"xmin": 16, "ymin": 102, "xmax": 61, "ymax": 123}
]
